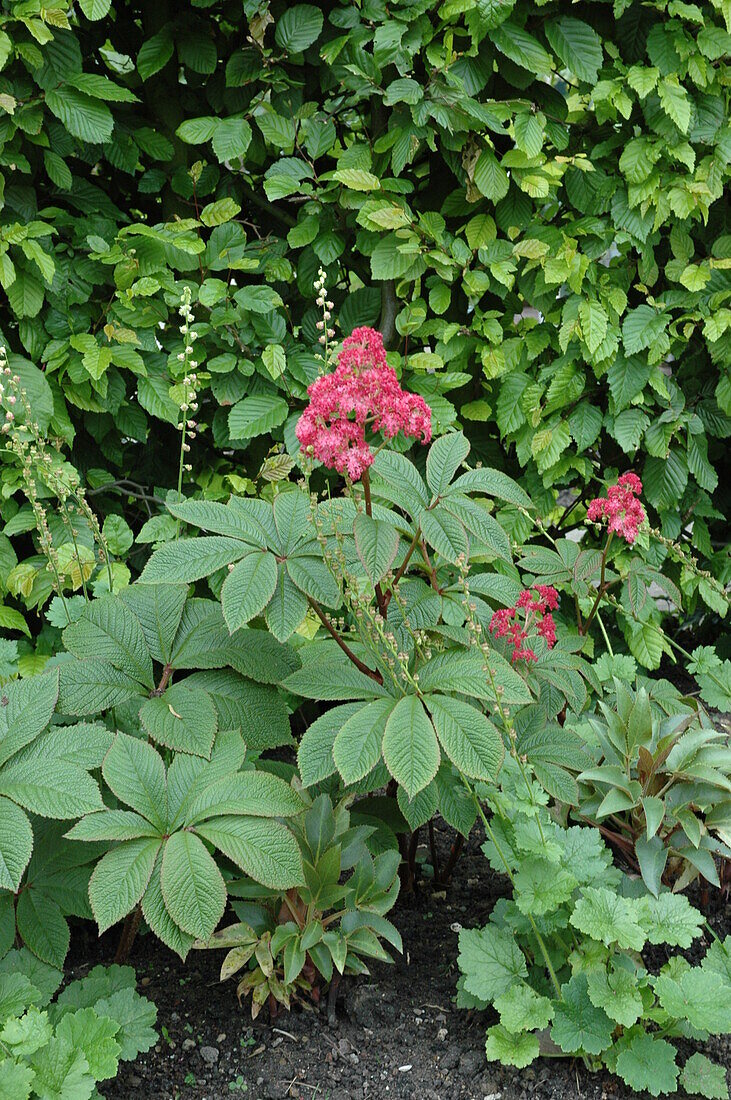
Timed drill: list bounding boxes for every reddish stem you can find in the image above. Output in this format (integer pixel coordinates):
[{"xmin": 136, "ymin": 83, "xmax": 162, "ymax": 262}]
[{"xmin": 307, "ymin": 598, "xmax": 382, "ymax": 683}]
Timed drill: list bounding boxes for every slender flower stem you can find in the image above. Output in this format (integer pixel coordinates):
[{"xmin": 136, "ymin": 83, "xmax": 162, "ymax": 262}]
[
  {"xmin": 581, "ymin": 531, "xmax": 613, "ymax": 638},
  {"xmin": 361, "ymin": 468, "xmax": 388, "ymax": 618},
  {"xmin": 596, "ymin": 611, "xmax": 614, "ymax": 657}
]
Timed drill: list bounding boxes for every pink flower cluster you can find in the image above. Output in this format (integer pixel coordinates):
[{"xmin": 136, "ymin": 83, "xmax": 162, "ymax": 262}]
[
  {"xmin": 489, "ymin": 585, "xmax": 559, "ymax": 664},
  {"xmin": 586, "ymin": 472, "xmax": 645, "ymax": 545},
  {"xmin": 295, "ymin": 327, "xmax": 432, "ymax": 481}
]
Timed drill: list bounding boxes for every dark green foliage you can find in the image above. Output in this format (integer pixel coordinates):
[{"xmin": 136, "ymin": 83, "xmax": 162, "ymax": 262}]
[{"xmin": 0, "ymin": 0, "xmax": 728, "ymax": 652}]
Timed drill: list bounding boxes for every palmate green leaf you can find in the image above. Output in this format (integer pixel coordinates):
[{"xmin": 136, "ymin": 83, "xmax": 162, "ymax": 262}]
[
  {"xmin": 0, "ymin": 1058, "xmax": 34, "ymax": 1099},
  {"xmin": 545, "ymin": 17, "xmax": 603, "ymax": 83},
  {"xmin": 353, "ymin": 512, "xmax": 399, "ymax": 586},
  {"xmin": 570, "ymin": 887, "xmax": 646, "ymax": 950},
  {"xmin": 636, "ymin": 891, "xmax": 703, "ymax": 948},
  {"xmin": 333, "ymin": 698, "xmax": 394, "ymax": 785},
  {"xmin": 427, "ymin": 694, "xmax": 503, "ymax": 781},
  {"xmin": 139, "ymin": 536, "xmax": 250, "ymax": 585},
  {"xmin": 382, "ymin": 696, "xmax": 440, "ymax": 798},
  {"xmin": 195, "ymin": 816, "xmax": 303, "ymax": 889},
  {"xmin": 514, "ymin": 856, "xmax": 577, "ymax": 915},
  {"xmin": 94, "ymin": 985, "xmax": 157, "ymax": 1060},
  {"xmin": 220, "ymin": 550, "xmax": 278, "ymax": 634},
  {"xmin": 27, "ymin": 1037, "xmax": 93, "ymax": 1100},
  {"xmin": 484, "ymin": 1024, "xmax": 539, "ymax": 1068},
  {"xmin": 493, "ymin": 981, "xmax": 553, "ymax": 1033},
  {"xmin": 586, "ymin": 966, "xmax": 643, "ymax": 1028},
  {"xmin": 680, "ymin": 1053, "xmax": 729, "ymax": 1100},
  {"xmin": 55, "ymin": 1007, "xmax": 120, "ymax": 1081},
  {"xmin": 160, "ymin": 830, "xmax": 226, "ymax": 940},
  {"xmin": 654, "ymin": 969, "xmax": 731, "ymax": 1034},
  {"xmin": 139, "ymin": 683, "xmax": 217, "ymax": 758},
  {"xmin": 458, "ymin": 924, "xmax": 527, "ymax": 1001},
  {"xmin": 0, "ymin": 796, "xmax": 33, "ymax": 890},
  {"xmin": 616, "ymin": 1033, "xmax": 679, "ymax": 1097},
  {"xmin": 88, "ymin": 838, "xmax": 161, "ymax": 934},
  {"xmin": 62, "ymin": 595, "xmax": 153, "ymax": 688},
  {"xmin": 550, "ymin": 974, "xmax": 614, "ymax": 1056}
]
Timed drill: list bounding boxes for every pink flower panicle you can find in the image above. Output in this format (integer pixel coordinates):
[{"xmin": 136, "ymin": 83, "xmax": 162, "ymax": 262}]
[
  {"xmin": 295, "ymin": 326, "xmax": 432, "ymax": 481},
  {"xmin": 586, "ymin": 472, "xmax": 645, "ymax": 545},
  {"xmin": 489, "ymin": 586, "xmax": 559, "ymax": 664}
]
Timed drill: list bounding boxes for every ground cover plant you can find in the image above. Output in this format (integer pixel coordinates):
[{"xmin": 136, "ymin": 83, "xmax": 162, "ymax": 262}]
[{"xmin": 0, "ymin": 1, "xmax": 728, "ymax": 1098}]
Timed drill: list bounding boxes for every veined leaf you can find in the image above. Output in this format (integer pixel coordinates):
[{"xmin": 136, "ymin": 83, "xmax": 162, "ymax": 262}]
[
  {"xmin": 139, "ymin": 683, "xmax": 218, "ymax": 758},
  {"xmin": 160, "ymin": 830, "xmax": 226, "ymax": 940},
  {"xmin": 220, "ymin": 550, "xmax": 278, "ymax": 633},
  {"xmin": 139, "ymin": 537, "xmax": 250, "ymax": 585},
  {"xmin": 353, "ymin": 512, "xmax": 400, "ymax": 585},
  {"xmin": 427, "ymin": 694, "xmax": 504, "ymax": 781},
  {"xmin": 195, "ymin": 816, "xmax": 303, "ymax": 889},
  {"xmin": 382, "ymin": 696, "xmax": 440, "ymax": 798},
  {"xmin": 333, "ymin": 698, "xmax": 395, "ymax": 784},
  {"xmin": 89, "ymin": 839, "xmax": 161, "ymax": 934}
]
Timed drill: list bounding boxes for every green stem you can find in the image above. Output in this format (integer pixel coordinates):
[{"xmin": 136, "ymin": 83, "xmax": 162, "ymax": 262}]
[
  {"xmin": 596, "ymin": 611, "xmax": 614, "ymax": 657},
  {"xmin": 463, "ymin": 777, "xmax": 562, "ymax": 999},
  {"xmin": 59, "ymin": 500, "xmax": 88, "ymax": 602}
]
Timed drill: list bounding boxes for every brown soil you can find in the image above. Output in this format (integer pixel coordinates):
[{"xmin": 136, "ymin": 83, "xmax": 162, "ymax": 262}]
[{"xmin": 69, "ymin": 820, "xmax": 729, "ymax": 1100}]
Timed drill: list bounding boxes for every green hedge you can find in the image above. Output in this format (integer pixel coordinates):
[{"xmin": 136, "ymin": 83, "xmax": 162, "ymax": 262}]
[{"xmin": 0, "ymin": 0, "xmax": 728, "ymax": 639}]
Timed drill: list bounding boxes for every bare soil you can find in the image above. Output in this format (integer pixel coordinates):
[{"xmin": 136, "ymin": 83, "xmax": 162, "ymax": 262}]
[{"xmin": 69, "ymin": 820, "xmax": 730, "ymax": 1100}]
